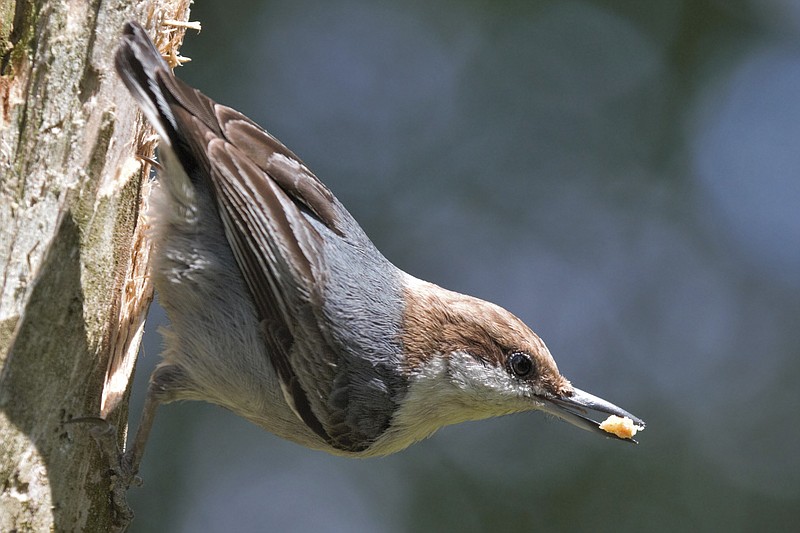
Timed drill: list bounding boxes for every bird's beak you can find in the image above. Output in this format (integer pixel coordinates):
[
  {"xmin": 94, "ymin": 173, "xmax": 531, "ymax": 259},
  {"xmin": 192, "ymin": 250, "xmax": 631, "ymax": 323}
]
[{"xmin": 540, "ymin": 387, "xmax": 646, "ymax": 443}]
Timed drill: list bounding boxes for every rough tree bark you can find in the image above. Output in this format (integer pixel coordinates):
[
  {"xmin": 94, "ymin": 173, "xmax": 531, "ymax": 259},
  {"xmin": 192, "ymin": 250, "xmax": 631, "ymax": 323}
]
[{"xmin": 0, "ymin": 1, "xmax": 192, "ymax": 530}]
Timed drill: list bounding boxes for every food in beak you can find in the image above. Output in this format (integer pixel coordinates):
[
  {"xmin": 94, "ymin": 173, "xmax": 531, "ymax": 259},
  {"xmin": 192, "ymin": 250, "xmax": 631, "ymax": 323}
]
[{"xmin": 599, "ymin": 415, "xmax": 644, "ymax": 439}]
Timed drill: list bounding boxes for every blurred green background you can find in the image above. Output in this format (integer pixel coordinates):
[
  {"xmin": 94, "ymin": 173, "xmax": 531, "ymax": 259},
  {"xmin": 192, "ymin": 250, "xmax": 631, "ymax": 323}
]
[{"xmin": 128, "ymin": 1, "xmax": 800, "ymax": 531}]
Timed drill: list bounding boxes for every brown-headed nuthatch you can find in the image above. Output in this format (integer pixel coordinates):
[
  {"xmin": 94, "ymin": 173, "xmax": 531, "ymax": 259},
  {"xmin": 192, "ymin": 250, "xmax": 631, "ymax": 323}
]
[{"xmin": 115, "ymin": 21, "xmax": 644, "ymax": 479}]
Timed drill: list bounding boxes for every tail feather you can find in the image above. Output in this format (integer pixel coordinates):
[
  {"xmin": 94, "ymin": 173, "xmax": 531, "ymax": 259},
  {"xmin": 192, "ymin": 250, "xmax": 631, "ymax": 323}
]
[{"xmin": 114, "ymin": 22, "xmax": 177, "ymax": 145}]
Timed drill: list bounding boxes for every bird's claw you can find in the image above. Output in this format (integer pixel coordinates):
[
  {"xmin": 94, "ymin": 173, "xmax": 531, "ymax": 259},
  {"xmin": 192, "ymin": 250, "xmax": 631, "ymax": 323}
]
[{"xmin": 67, "ymin": 417, "xmax": 137, "ymax": 527}]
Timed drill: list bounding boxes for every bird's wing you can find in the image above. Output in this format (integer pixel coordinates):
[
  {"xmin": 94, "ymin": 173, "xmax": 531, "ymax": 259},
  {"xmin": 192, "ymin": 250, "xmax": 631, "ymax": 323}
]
[{"xmin": 116, "ymin": 22, "xmax": 381, "ymax": 452}]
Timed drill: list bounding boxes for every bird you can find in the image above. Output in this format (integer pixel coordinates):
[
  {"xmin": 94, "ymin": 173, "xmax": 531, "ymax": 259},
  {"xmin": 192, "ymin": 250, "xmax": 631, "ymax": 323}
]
[{"xmin": 114, "ymin": 21, "xmax": 644, "ymax": 478}]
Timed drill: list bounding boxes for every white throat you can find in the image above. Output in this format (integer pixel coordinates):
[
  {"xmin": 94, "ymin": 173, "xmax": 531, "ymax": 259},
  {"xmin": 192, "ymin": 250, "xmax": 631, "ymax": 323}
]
[{"xmin": 366, "ymin": 351, "xmax": 534, "ymax": 456}]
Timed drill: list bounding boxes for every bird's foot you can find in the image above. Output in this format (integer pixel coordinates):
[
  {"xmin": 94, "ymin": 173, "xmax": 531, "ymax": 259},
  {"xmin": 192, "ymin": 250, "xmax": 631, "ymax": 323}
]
[{"xmin": 67, "ymin": 417, "xmax": 139, "ymax": 529}]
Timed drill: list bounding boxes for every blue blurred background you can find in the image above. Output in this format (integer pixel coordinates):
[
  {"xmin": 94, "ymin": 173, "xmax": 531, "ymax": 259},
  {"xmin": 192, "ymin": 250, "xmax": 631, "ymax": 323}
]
[{"xmin": 129, "ymin": 1, "xmax": 800, "ymax": 531}]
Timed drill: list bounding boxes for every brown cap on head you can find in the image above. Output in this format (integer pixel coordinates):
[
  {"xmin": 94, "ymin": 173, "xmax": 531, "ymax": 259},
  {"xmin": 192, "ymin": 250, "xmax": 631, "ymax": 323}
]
[{"xmin": 401, "ymin": 276, "xmax": 571, "ymax": 398}]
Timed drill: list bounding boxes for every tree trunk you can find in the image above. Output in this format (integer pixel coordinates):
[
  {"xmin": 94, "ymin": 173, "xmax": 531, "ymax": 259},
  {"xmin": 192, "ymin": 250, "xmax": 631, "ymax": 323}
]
[{"xmin": 0, "ymin": 1, "xmax": 192, "ymax": 530}]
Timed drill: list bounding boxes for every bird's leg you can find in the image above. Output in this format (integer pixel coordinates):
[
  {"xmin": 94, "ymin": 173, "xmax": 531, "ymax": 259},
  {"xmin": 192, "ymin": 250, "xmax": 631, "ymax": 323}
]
[
  {"xmin": 120, "ymin": 387, "xmax": 161, "ymax": 485},
  {"xmin": 119, "ymin": 363, "xmax": 191, "ymax": 477},
  {"xmin": 108, "ymin": 386, "xmax": 163, "ymax": 529}
]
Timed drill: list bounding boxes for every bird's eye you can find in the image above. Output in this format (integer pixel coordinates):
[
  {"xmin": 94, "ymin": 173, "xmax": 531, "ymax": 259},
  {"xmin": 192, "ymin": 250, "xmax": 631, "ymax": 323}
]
[{"xmin": 508, "ymin": 352, "xmax": 535, "ymax": 379}]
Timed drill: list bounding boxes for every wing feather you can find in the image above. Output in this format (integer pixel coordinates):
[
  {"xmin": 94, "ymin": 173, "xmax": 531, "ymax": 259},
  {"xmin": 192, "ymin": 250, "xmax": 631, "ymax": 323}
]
[{"xmin": 116, "ymin": 22, "xmax": 393, "ymax": 452}]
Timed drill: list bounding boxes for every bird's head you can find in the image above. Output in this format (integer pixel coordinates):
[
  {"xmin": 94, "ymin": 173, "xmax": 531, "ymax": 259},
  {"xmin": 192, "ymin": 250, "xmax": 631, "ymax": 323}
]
[{"xmin": 383, "ymin": 275, "xmax": 644, "ymax": 452}]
